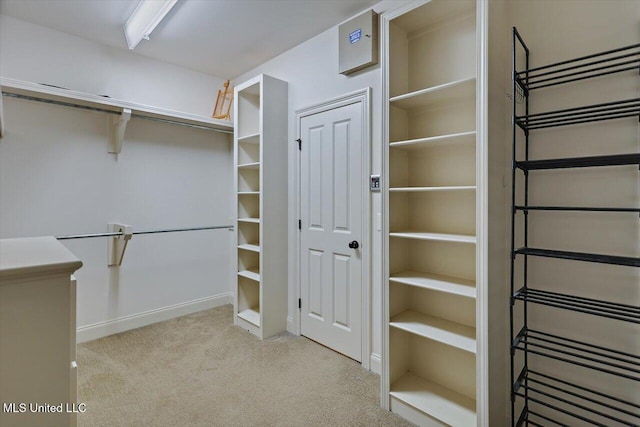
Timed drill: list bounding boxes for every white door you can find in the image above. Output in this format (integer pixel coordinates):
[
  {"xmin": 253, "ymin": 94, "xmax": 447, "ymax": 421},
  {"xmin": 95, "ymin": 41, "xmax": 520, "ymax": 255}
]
[{"xmin": 300, "ymin": 101, "xmax": 363, "ymax": 361}]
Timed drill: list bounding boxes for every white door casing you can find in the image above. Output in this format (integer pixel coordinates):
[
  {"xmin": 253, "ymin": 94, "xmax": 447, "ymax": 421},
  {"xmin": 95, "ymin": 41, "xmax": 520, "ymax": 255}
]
[{"xmin": 296, "ymin": 90, "xmax": 370, "ymax": 363}]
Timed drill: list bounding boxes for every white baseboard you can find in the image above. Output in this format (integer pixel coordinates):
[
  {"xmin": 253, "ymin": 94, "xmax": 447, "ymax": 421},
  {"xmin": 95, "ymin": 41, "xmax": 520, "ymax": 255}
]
[
  {"xmin": 370, "ymin": 352, "xmax": 382, "ymax": 375},
  {"xmin": 286, "ymin": 315, "xmax": 298, "ymax": 335},
  {"xmin": 76, "ymin": 292, "xmax": 233, "ymax": 343}
]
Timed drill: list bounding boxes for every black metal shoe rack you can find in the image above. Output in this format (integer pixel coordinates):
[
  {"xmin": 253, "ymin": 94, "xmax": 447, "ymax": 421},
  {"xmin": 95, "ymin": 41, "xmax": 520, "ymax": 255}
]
[{"xmin": 510, "ymin": 27, "xmax": 640, "ymax": 426}]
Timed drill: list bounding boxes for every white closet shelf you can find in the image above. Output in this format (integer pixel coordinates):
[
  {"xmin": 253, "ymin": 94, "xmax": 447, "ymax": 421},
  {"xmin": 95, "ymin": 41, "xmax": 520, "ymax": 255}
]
[
  {"xmin": 390, "ymin": 310, "xmax": 476, "ymax": 353},
  {"xmin": 237, "ymin": 191, "xmax": 260, "ymax": 195},
  {"xmin": 238, "ymin": 243, "xmax": 261, "ymax": 253},
  {"xmin": 389, "ymin": 231, "xmax": 476, "ymax": 244},
  {"xmin": 390, "ymin": 77, "xmax": 476, "ymax": 111},
  {"xmin": 238, "ymin": 132, "xmax": 260, "ymax": 143},
  {"xmin": 390, "ymin": 271, "xmax": 476, "ymax": 298},
  {"xmin": 237, "ymin": 218, "xmax": 260, "ymax": 224},
  {"xmin": 390, "ymin": 372, "xmax": 476, "ymax": 427},
  {"xmin": 0, "ymin": 77, "xmax": 233, "ymax": 131},
  {"xmin": 237, "ymin": 162, "xmax": 260, "ymax": 170},
  {"xmin": 238, "ymin": 268, "xmax": 260, "ymax": 282},
  {"xmin": 392, "ymin": 0, "xmax": 476, "ymax": 34},
  {"xmin": 389, "ymin": 186, "xmax": 476, "ymax": 192},
  {"xmin": 390, "ymin": 131, "xmax": 476, "ymax": 150},
  {"xmin": 237, "ymin": 308, "xmax": 261, "ymax": 326}
]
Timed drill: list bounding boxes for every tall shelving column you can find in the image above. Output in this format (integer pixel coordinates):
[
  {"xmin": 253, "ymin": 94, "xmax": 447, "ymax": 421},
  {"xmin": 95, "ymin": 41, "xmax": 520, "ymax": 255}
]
[
  {"xmin": 510, "ymin": 29, "xmax": 640, "ymax": 426},
  {"xmin": 382, "ymin": 0, "xmax": 485, "ymax": 425},
  {"xmin": 233, "ymin": 74, "xmax": 288, "ymax": 340}
]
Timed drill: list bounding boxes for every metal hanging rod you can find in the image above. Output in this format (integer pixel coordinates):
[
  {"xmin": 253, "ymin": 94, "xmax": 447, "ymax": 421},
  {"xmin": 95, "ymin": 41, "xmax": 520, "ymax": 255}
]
[
  {"xmin": 56, "ymin": 225, "xmax": 234, "ymax": 240},
  {"xmin": 1, "ymin": 91, "xmax": 233, "ymax": 134}
]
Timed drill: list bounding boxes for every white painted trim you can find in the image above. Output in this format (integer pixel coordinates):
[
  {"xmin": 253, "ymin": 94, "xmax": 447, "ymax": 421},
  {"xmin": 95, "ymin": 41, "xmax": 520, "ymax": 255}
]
[
  {"xmin": 293, "ymin": 88, "xmax": 372, "ymax": 370},
  {"xmin": 476, "ymin": 1, "xmax": 489, "ymax": 426},
  {"xmin": 370, "ymin": 352, "xmax": 382, "ymax": 375},
  {"xmin": 76, "ymin": 292, "xmax": 233, "ymax": 343}
]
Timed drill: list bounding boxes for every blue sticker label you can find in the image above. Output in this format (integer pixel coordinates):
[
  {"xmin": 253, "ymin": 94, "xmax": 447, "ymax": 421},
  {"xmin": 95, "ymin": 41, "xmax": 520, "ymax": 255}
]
[{"xmin": 349, "ymin": 29, "xmax": 362, "ymax": 44}]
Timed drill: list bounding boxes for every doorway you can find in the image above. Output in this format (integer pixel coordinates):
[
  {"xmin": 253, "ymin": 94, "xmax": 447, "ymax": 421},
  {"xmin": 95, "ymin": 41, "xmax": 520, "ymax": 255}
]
[{"xmin": 295, "ymin": 89, "xmax": 371, "ymax": 364}]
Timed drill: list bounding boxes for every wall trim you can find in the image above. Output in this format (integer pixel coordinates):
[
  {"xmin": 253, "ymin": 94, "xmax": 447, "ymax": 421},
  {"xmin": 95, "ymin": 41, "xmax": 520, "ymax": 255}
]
[
  {"xmin": 369, "ymin": 353, "xmax": 382, "ymax": 375},
  {"xmin": 76, "ymin": 292, "xmax": 233, "ymax": 343}
]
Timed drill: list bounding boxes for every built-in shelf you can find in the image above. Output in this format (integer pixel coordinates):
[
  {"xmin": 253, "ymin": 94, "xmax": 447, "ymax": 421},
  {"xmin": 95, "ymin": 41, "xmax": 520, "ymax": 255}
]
[
  {"xmin": 390, "ymin": 271, "xmax": 476, "ymax": 298},
  {"xmin": 237, "ymin": 132, "xmax": 260, "ymax": 143},
  {"xmin": 237, "ymin": 191, "xmax": 260, "ymax": 195},
  {"xmin": 390, "ymin": 131, "xmax": 476, "ymax": 149},
  {"xmin": 389, "ymin": 231, "xmax": 477, "ymax": 244},
  {"xmin": 390, "ymin": 310, "xmax": 476, "ymax": 353},
  {"xmin": 238, "ymin": 268, "xmax": 260, "ymax": 282},
  {"xmin": 0, "ymin": 77, "xmax": 233, "ymax": 153},
  {"xmin": 238, "ymin": 243, "xmax": 260, "ymax": 253},
  {"xmin": 237, "ymin": 162, "xmax": 260, "ymax": 170},
  {"xmin": 237, "ymin": 218, "xmax": 260, "ymax": 224},
  {"xmin": 390, "ymin": 373, "xmax": 477, "ymax": 427},
  {"xmin": 389, "ymin": 186, "xmax": 476, "ymax": 192},
  {"xmin": 237, "ymin": 308, "xmax": 260, "ymax": 326},
  {"xmin": 390, "ymin": 77, "xmax": 476, "ymax": 111}
]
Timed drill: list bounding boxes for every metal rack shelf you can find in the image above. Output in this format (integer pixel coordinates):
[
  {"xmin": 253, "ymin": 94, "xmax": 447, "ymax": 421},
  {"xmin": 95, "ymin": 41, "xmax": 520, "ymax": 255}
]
[
  {"xmin": 512, "ymin": 328, "xmax": 640, "ymax": 381},
  {"xmin": 516, "ymin": 153, "xmax": 640, "ymax": 171},
  {"xmin": 514, "ymin": 369, "xmax": 640, "ymax": 427},
  {"xmin": 513, "ymin": 288, "xmax": 640, "ymax": 323},
  {"xmin": 510, "ymin": 27, "xmax": 640, "ymax": 426},
  {"xmin": 515, "ymin": 205, "xmax": 640, "ymax": 213},
  {"xmin": 515, "ymin": 43, "xmax": 640, "ymax": 92},
  {"xmin": 515, "ymin": 247, "xmax": 640, "ymax": 267},
  {"xmin": 515, "ymin": 98, "xmax": 640, "ymax": 130}
]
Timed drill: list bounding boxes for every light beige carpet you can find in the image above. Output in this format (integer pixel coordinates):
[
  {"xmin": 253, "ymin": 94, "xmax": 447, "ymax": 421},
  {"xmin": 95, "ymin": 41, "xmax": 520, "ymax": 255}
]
[{"xmin": 77, "ymin": 304, "xmax": 413, "ymax": 426}]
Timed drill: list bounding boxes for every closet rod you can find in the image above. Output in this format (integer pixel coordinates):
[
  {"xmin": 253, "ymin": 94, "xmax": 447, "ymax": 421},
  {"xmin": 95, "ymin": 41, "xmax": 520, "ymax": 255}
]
[
  {"xmin": 56, "ymin": 225, "xmax": 234, "ymax": 240},
  {"xmin": 1, "ymin": 92, "xmax": 234, "ymax": 134}
]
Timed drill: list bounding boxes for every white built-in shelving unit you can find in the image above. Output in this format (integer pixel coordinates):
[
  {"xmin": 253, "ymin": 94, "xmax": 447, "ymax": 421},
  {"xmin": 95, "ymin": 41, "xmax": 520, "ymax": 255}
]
[
  {"xmin": 233, "ymin": 74, "xmax": 288, "ymax": 339},
  {"xmin": 382, "ymin": 0, "xmax": 496, "ymax": 425}
]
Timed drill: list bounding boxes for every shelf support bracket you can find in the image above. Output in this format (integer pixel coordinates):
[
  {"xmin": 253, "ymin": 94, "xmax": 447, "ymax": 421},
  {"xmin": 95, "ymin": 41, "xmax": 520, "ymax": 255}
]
[
  {"xmin": 109, "ymin": 108, "xmax": 131, "ymax": 155},
  {"xmin": 108, "ymin": 223, "xmax": 132, "ymax": 267}
]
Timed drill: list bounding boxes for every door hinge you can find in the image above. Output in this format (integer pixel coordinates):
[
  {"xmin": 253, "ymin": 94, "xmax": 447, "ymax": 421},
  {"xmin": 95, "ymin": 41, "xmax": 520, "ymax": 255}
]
[
  {"xmin": 298, "ymin": 219, "xmax": 301, "ymax": 230},
  {"xmin": 298, "ymin": 298, "xmax": 302, "ymax": 310},
  {"xmin": 296, "ymin": 138, "xmax": 301, "ymax": 151}
]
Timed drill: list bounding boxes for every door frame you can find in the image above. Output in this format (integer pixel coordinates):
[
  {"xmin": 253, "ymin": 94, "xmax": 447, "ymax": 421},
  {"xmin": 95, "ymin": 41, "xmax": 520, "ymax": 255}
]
[{"xmin": 291, "ymin": 88, "xmax": 371, "ymax": 369}]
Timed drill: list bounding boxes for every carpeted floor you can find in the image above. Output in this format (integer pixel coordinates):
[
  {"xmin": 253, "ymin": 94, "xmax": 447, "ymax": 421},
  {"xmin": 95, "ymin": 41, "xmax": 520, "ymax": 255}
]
[{"xmin": 77, "ymin": 304, "xmax": 413, "ymax": 426}]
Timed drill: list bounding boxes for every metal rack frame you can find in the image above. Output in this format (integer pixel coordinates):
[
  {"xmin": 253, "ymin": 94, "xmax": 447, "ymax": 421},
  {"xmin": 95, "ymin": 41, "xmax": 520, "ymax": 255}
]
[{"xmin": 510, "ymin": 27, "xmax": 640, "ymax": 426}]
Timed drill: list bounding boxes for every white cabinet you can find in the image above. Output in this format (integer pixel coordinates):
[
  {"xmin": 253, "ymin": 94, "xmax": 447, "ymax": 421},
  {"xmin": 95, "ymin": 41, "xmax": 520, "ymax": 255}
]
[
  {"xmin": 233, "ymin": 74, "xmax": 289, "ymax": 339},
  {"xmin": 382, "ymin": 1, "xmax": 508, "ymax": 425},
  {"xmin": 0, "ymin": 237, "xmax": 83, "ymax": 427}
]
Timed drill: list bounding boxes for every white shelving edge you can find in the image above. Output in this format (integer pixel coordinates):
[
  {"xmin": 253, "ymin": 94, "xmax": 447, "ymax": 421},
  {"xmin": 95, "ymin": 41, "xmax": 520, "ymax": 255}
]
[
  {"xmin": 238, "ymin": 243, "xmax": 261, "ymax": 253},
  {"xmin": 390, "ymin": 372, "xmax": 477, "ymax": 427},
  {"xmin": 390, "ymin": 310, "xmax": 476, "ymax": 353},
  {"xmin": 0, "ymin": 77, "xmax": 233, "ymax": 152},
  {"xmin": 238, "ymin": 268, "xmax": 260, "ymax": 282},
  {"xmin": 389, "ymin": 231, "xmax": 477, "ymax": 244},
  {"xmin": 389, "ymin": 186, "xmax": 476, "ymax": 192},
  {"xmin": 389, "ymin": 130, "xmax": 476, "ymax": 149},
  {"xmin": 390, "ymin": 271, "xmax": 476, "ymax": 298},
  {"xmin": 389, "ymin": 77, "xmax": 476, "ymax": 110},
  {"xmin": 237, "ymin": 308, "xmax": 261, "ymax": 326}
]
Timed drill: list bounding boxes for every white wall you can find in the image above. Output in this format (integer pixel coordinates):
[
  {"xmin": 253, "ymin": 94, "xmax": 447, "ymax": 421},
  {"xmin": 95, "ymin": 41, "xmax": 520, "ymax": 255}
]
[
  {"xmin": 232, "ymin": 0, "xmax": 412, "ymax": 369},
  {"xmin": 0, "ymin": 15, "xmax": 234, "ymax": 341},
  {"xmin": 508, "ymin": 0, "xmax": 640, "ymax": 423},
  {"xmin": 0, "ymin": 14, "xmax": 224, "ymax": 117}
]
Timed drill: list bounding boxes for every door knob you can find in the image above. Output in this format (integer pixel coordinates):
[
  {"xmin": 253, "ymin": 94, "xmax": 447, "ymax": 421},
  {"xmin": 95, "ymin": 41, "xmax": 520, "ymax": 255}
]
[{"xmin": 349, "ymin": 240, "xmax": 359, "ymax": 249}]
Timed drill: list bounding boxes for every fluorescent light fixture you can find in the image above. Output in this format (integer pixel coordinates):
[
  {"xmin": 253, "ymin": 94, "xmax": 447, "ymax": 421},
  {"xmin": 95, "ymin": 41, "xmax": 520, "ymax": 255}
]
[{"xmin": 124, "ymin": 0, "xmax": 178, "ymax": 50}]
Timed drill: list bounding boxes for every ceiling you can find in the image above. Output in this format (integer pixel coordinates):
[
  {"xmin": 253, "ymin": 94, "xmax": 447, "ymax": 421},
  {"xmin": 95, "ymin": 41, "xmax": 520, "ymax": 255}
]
[{"xmin": 0, "ymin": 0, "xmax": 379, "ymax": 79}]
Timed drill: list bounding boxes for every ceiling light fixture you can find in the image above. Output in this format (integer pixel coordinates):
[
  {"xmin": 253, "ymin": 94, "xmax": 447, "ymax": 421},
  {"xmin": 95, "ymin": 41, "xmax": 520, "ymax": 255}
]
[{"xmin": 124, "ymin": 0, "xmax": 178, "ymax": 50}]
